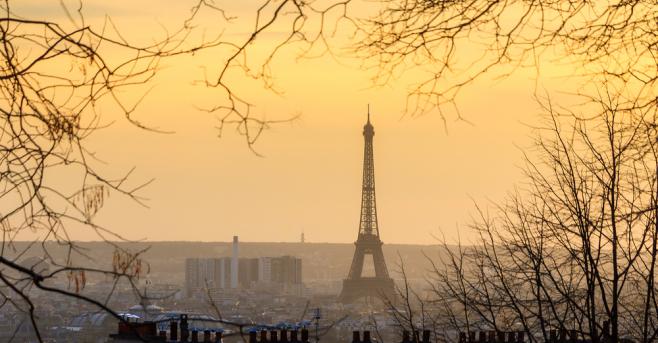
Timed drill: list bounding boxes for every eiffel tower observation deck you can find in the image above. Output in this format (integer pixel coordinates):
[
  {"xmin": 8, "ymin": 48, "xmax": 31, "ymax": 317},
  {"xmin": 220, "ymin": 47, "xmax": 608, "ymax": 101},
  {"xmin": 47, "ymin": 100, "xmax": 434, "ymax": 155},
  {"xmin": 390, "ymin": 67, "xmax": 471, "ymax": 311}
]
[{"xmin": 338, "ymin": 107, "xmax": 396, "ymax": 304}]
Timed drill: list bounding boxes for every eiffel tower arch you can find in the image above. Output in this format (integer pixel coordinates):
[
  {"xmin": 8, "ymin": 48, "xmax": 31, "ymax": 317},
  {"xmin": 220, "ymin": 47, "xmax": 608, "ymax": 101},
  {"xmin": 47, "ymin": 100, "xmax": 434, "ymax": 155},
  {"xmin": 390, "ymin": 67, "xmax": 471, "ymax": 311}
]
[{"xmin": 338, "ymin": 108, "xmax": 396, "ymax": 304}]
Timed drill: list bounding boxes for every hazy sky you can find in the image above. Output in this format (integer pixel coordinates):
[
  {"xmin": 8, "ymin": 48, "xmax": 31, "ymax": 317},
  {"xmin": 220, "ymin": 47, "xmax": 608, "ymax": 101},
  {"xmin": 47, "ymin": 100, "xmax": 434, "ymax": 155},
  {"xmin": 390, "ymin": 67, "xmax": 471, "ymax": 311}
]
[{"xmin": 17, "ymin": 0, "xmax": 575, "ymax": 244}]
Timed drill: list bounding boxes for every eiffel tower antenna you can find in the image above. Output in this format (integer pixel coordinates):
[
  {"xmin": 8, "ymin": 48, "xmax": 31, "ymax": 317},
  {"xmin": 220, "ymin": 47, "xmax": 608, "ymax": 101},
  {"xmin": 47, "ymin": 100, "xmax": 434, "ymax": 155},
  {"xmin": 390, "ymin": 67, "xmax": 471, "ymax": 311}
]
[{"xmin": 338, "ymin": 107, "xmax": 395, "ymax": 303}]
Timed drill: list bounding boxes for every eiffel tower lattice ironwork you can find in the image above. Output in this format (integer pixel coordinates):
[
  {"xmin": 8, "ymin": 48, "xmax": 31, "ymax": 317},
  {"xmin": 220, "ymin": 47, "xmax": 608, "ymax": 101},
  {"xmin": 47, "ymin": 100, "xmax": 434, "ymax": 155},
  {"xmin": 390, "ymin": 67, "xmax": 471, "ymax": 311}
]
[{"xmin": 338, "ymin": 108, "xmax": 395, "ymax": 303}]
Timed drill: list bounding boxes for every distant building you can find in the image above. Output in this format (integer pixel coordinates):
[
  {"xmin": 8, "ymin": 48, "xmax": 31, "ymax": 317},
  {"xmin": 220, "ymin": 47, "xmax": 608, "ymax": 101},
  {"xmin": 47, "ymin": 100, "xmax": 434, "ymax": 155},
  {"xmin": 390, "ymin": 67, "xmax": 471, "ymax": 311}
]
[
  {"xmin": 231, "ymin": 236, "xmax": 239, "ymax": 289},
  {"xmin": 239, "ymin": 258, "xmax": 259, "ymax": 288},
  {"xmin": 258, "ymin": 256, "xmax": 303, "ymax": 296},
  {"xmin": 185, "ymin": 256, "xmax": 302, "ymax": 297},
  {"xmin": 271, "ymin": 256, "xmax": 302, "ymax": 285},
  {"xmin": 184, "ymin": 258, "xmax": 231, "ymax": 297}
]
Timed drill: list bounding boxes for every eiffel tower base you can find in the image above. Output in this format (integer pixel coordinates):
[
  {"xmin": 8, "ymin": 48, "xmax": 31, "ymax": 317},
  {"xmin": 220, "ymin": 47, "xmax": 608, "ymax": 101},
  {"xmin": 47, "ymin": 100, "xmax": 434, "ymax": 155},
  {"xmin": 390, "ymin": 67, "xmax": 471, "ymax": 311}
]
[{"xmin": 338, "ymin": 277, "xmax": 396, "ymax": 304}]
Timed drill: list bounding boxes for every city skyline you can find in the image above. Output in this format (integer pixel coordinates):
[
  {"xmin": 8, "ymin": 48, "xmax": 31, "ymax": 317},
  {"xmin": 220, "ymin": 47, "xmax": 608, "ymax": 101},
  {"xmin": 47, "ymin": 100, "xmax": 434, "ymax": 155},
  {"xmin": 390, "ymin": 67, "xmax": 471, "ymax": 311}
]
[{"xmin": 2, "ymin": 0, "xmax": 656, "ymax": 341}]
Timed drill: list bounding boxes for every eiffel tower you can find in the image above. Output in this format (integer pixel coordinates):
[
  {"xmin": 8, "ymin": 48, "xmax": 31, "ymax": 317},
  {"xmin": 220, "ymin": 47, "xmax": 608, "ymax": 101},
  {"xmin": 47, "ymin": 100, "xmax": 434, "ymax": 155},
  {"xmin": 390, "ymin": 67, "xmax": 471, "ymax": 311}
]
[{"xmin": 338, "ymin": 108, "xmax": 396, "ymax": 303}]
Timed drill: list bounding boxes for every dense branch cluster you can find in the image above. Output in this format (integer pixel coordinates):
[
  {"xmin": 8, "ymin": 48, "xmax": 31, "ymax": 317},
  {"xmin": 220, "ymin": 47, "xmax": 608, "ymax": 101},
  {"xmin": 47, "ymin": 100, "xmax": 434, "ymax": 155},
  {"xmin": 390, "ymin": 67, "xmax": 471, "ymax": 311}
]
[
  {"xmin": 358, "ymin": 0, "xmax": 657, "ymax": 117},
  {"xmin": 0, "ymin": 1, "xmax": 218, "ymax": 339},
  {"xmin": 420, "ymin": 92, "xmax": 658, "ymax": 343},
  {"xmin": 190, "ymin": 0, "xmax": 354, "ymax": 150},
  {"xmin": 0, "ymin": 0, "xmax": 357, "ymax": 339}
]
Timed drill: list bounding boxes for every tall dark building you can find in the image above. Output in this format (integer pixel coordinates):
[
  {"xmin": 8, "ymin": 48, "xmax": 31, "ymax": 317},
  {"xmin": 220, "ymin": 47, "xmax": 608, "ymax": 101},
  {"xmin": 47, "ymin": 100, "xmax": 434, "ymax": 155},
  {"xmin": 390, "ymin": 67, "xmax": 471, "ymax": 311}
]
[
  {"xmin": 338, "ymin": 110, "xmax": 395, "ymax": 303},
  {"xmin": 259, "ymin": 256, "xmax": 302, "ymax": 284},
  {"xmin": 238, "ymin": 258, "xmax": 260, "ymax": 288},
  {"xmin": 185, "ymin": 258, "xmax": 231, "ymax": 297}
]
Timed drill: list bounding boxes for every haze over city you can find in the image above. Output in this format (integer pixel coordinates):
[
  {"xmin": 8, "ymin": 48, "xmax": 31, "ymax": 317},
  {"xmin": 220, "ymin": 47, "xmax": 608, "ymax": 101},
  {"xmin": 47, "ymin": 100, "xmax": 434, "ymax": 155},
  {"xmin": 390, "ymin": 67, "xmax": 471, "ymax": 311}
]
[{"xmin": 2, "ymin": 0, "xmax": 656, "ymax": 342}]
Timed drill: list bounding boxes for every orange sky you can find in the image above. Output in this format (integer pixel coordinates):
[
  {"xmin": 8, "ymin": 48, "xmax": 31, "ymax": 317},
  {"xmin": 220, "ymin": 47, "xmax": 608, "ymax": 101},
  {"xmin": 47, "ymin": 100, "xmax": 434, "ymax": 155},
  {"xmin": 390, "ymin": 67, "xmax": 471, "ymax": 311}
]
[{"xmin": 16, "ymin": 0, "xmax": 578, "ymax": 244}]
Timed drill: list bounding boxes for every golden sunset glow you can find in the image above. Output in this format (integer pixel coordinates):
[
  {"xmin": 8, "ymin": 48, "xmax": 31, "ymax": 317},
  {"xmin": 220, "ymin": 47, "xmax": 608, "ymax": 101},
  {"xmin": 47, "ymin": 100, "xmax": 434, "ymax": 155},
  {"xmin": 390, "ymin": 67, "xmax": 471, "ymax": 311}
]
[
  {"xmin": 4, "ymin": 1, "xmax": 658, "ymax": 341},
  {"xmin": 9, "ymin": 0, "xmax": 590, "ymax": 244}
]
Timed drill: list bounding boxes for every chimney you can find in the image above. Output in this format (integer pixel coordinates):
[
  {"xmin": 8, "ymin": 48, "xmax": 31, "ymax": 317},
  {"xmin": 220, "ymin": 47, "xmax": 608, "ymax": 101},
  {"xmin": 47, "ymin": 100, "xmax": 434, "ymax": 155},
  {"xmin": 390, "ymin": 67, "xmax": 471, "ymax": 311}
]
[
  {"xmin": 559, "ymin": 329, "xmax": 567, "ymax": 342},
  {"xmin": 231, "ymin": 236, "xmax": 239, "ymax": 289},
  {"xmin": 602, "ymin": 321, "xmax": 610, "ymax": 340},
  {"xmin": 568, "ymin": 330, "xmax": 577, "ymax": 343},
  {"xmin": 422, "ymin": 330, "xmax": 431, "ymax": 343},
  {"xmin": 402, "ymin": 330, "xmax": 410, "ymax": 343},
  {"xmin": 170, "ymin": 320, "xmax": 178, "ymax": 341},
  {"xmin": 363, "ymin": 331, "xmax": 372, "ymax": 343},
  {"xmin": 549, "ymin": 330, "xmax": 558, "ymax": 343},
  {"xmin": 180, "ymin": 314, "xmax": 190, "ymax": 342},
  {"xmin": 353, "ymin": 331, "xmax": 361, "ymax": 343}
]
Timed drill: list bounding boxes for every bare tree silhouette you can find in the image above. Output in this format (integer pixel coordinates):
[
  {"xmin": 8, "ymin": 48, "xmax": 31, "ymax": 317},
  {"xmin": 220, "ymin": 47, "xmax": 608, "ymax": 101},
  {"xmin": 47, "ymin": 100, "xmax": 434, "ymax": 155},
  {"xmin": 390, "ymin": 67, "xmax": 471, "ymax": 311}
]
[
  {"xmin": 3, "ymin": 0, "xmax": 657, "ymax": 341},
  {"xmin": 0, "ymin": 0, "xmax": 344, "ymax": 340},
  {"xmin": 190, "ymin": 1, "xmax": 657, "ymax": 123},
  {"xmin": 0, "ymin": 0, "xmax": 234, "ymax": 339},
  {"xmin": 398, "ymin": 87, "xmax": 658, "ymax": 343},
  {"xmin": 356, "ymin": 0, "xmax": 657, "ymax": 119}
]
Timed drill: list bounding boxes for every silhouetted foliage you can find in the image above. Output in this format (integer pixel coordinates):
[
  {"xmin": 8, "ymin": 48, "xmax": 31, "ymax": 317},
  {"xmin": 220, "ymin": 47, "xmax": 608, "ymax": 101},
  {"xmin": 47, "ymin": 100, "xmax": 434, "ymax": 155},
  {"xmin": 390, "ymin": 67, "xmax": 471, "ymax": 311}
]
[{"xmin": 402, "ymin": 89, "xmax": 658, "ymax": 343}]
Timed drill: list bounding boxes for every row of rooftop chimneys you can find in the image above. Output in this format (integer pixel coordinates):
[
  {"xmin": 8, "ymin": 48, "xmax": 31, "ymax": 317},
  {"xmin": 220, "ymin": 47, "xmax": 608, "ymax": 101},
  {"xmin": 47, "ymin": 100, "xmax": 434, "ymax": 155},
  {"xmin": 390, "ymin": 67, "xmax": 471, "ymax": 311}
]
[
  {"xmin": 460, "ymin": 320, "xmax": 618, "ymax": 343},
  {"xmin": 116, "ymin": 315, "xmax": 615, "ymax": 343},
  {"xmin": 160, "ymin": 325, "xmax": 312, "ymax": 343},
  {"xmin": 459, "ymin": 330, "xmax": 577, "ymax": 343},
  {"xmin": 118, "ymin": 315, "xmax": 433, "ymax": 343},
  {"xmin": 120, "ymin": 314, "xmax": 315, "ymax": 343}
]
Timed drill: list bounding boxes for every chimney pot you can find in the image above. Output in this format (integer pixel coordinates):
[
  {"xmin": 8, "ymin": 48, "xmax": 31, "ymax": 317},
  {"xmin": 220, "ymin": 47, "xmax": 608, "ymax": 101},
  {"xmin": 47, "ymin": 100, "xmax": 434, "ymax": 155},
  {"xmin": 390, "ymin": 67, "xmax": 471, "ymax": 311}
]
[
  {"xmin": 422, "ymin": 330, "xmax": 431, "ymax": 343},
  {"xmin": 364, "ymin": 331, "xmax": 372, "ymax": 343},
  {"xmin": 568, "ymin": 330, "xmax": 577, "ymax": 343},
  {"xmin": 549, "ymin": 330, "xmax": 558, "ymax": 343},
  {"xmin": 353, "ymin": 331, "xmax": 361, "ymax": 343},
  {"xmin": 181, "ymin": 315, "xmax": 190, "ymax": 342},
  {"xmin": 170, "ymin": 321, "xmax": 179, "ymax": 341},
  {"xmin": 403, "ymin": 330, "xmax": 410, "ymax": 343}
]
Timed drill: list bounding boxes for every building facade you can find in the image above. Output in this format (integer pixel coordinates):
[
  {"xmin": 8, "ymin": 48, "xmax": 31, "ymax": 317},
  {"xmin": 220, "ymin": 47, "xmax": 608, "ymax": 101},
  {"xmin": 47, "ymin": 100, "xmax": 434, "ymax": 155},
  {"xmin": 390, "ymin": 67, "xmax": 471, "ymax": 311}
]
[{"xmin": 185, "ymin": 256, "xmax": 302, "ymax": 297}]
